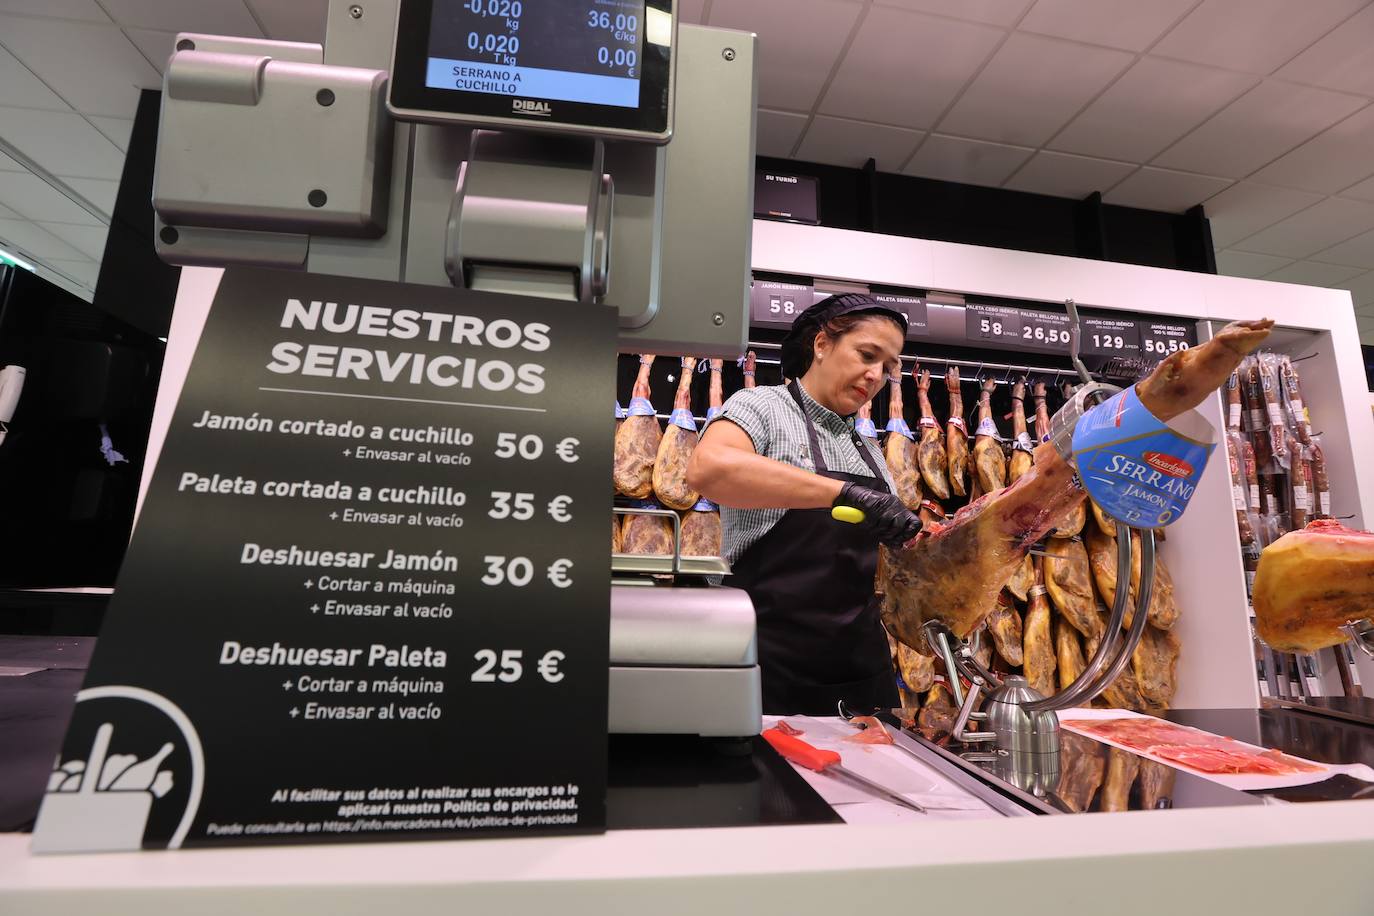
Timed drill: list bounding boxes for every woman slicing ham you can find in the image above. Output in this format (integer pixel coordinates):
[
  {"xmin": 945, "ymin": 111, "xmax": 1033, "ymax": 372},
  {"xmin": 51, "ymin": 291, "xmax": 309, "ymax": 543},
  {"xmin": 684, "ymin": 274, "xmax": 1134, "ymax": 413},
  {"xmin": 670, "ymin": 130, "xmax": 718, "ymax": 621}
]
[{"xmin": 687, "ymin": 295, "xmax": 921, "ymax": 715}]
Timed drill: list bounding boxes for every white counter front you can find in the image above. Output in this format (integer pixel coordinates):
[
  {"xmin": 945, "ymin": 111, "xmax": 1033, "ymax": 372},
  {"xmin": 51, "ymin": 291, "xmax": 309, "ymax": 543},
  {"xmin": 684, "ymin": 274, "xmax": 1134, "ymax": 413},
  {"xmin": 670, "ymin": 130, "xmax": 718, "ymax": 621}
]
[{"xmin": 4, "ymin": 803, "xmax": 1374, "ymax": 915}]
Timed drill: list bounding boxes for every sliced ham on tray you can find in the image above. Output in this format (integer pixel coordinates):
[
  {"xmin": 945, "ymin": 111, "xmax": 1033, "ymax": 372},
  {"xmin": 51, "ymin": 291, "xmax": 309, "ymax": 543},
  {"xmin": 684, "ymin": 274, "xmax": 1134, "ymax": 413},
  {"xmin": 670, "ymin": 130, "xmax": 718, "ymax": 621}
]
[{"xmin": 1062, "ymin": 717, "xmax": 1326, "ymax": 777}]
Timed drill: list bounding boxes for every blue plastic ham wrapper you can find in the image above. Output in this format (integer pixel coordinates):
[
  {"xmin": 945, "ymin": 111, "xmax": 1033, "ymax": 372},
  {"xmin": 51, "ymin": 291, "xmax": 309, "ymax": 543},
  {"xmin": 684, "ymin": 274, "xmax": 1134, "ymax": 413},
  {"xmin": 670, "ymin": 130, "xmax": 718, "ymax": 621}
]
[
  {"xmin": 615, "ymin": 401, "xmax": 628, "ymax": 419},
  {"xmin": 855, "ymin": 416, "xmax": 878, "ymax": 439},
  {"xmin": 626, "ymin": 397, "xmax": 656, "ymax": 417},
  {"xmin": 691, "ymin": 496, "xmax": 717, "ymax": 512},
  {"xmin": 885, "ymin": 417, "xmax": 914, "ymax": 440},
  {"xmin": 669, "ymin": 407, "xmax": 697, "ymax": 432}
]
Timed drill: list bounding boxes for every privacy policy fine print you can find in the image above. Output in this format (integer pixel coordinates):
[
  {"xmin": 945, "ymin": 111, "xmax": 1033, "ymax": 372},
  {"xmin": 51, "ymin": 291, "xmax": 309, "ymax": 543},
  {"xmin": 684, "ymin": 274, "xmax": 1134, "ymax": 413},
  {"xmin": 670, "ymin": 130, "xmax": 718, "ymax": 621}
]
[{"xmin": 33, "ymin": 268, "xmax": 616, "ymax": 852}]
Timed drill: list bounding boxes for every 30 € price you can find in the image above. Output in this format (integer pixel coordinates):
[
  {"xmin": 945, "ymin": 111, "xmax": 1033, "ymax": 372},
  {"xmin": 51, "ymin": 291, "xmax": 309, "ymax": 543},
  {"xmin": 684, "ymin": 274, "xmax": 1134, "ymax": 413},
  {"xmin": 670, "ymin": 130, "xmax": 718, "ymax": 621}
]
[
  {"xmin": 470, "ymin": 649, "xmax": 565, "ymax": 683},
  {"xmin": 481, "ymin": 556, "xmax": 573, "ymax": 588}
]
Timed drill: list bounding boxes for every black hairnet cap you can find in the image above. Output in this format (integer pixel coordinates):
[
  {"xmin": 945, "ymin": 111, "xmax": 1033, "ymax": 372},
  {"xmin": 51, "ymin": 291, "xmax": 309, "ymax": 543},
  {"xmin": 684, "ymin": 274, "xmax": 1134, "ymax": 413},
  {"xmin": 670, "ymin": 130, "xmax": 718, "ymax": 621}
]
[{"xmin": 779, "ymin": 293, "xmax": 909, "ymax": 378}]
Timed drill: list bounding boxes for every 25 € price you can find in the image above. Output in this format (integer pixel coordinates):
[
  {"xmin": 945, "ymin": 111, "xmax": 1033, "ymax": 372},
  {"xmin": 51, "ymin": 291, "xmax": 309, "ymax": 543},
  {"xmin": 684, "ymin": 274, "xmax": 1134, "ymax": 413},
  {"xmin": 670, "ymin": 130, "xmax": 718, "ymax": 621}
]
[
  {"xmin": 1143, "ymin": 338, "xmax": 1190, "ymax": 355},
  {"xmin": 470, "ymin": 648, "xmax": 565, "ymax": 683}
]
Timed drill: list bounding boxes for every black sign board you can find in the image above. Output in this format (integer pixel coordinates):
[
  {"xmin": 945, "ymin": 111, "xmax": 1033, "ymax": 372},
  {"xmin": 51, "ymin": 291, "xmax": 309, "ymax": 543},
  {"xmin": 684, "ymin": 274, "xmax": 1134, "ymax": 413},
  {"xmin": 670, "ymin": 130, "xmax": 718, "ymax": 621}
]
[
  {"xmin": 754, "ymin": 171, "xmax": 820, "ymax": 225},
  {"xmin": 870, "ymin": 291, "xmax": 930, "ymax": 338},
  {"xmin": 32, "ymin": 268, "xmax": 614, "ymax": 853},
  {"xmin": 1139, "ymin": 319, "xmax": 1197, "ymax": 360},
  {"xmin": 965, "ymin": 302, "xmax": 1024, "ymax": 345},
  {"xmin": 749, "ymin": 279, "xmax": 815, "ymax": 327},
  {"xmin": 1081, "ymin": 316, "xmax": 1142, "ymax": 357},
  {"xmin": 1016, "ymin": 309, "xmax": 1072, "ymax": 353}
]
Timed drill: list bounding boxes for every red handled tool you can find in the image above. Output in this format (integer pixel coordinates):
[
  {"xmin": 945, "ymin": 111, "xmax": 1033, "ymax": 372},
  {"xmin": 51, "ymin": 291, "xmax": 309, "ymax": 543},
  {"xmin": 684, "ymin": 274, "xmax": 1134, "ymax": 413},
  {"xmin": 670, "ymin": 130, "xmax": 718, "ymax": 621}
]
[{"xmin": 762, "ymin": 726, "xmax": 929, "ymax": 814}]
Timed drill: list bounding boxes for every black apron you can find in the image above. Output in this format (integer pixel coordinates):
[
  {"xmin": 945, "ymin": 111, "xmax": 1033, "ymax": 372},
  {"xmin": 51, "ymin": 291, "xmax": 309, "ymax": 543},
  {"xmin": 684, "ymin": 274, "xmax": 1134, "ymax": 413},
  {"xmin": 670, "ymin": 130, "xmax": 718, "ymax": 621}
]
[{"xmin": 726, "ymin": 382, "xmax": 898, "ymax": 716}]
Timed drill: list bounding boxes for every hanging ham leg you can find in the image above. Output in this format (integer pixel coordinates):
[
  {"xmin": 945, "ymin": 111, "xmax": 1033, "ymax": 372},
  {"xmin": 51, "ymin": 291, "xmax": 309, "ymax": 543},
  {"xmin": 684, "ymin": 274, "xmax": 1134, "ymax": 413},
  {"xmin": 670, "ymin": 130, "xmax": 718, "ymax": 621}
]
[
  {"xmin": 1023, "ymin": 558, "xmax": 1057, "ymax": 697},
  {"xmin": 973, "ymin": 377, "xmax": 1007, "ymax": 494},
  {"xmin": 986, "ymin": 591, "xmax": 1024, "ymax": 666},
  {"xmin": 884, "ymin": 373, "xmax": 924, "ymax": 510},
  {"xmin": 652, "ymin": 357, "xmax": 701, "ymax": 510},
  {"xmin": 613, "ymin": 355, "xmax": 660, "ymax": 498},
  {"xmin": 947, "ymin": 367, "xmax": 969, "ymax": 497},
  {"xmin": 742, "ymin": 350, "xmax": 757, "ymax": 389},
  {"xmin": 880, "ymin": 319, "xmax": 1273, "ymax": 652},
  {"xmin": 1133, "ymin": 624, "xmax": 1181, "ymax": 711},
  {"xmin": 1100, "ymin": 747, "xmax": 1141, "ymax": 813},
  {"xmin": 915, "ymin": 367, "xmax": 951, "ymax": 499},
  {"xmin": 1034, "ymin": 381, "xmax": 1084, "ymax": 537},
  {"xmin": 680, "ymin": 359, "xmax": 724, "ymax": 558},
  {"xmin": 1253, "ymin": 519, "xmax": 1374, "ymax": 651},
  {"xmin": 1008, "ymin": 379, "xmax": 1034, "ymax": 483}
]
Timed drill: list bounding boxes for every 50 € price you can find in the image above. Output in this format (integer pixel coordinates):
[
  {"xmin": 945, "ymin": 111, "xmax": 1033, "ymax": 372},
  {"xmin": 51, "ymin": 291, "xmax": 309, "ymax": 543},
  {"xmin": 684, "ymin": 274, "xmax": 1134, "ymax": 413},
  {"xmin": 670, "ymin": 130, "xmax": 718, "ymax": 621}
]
[
  {"xmin": 494, "ymin": 433, "xmax": 580, "ymax": 462},
  {"xmin": 1143, "ymin": 338, "xmax": 1190, "ymax": 355}
]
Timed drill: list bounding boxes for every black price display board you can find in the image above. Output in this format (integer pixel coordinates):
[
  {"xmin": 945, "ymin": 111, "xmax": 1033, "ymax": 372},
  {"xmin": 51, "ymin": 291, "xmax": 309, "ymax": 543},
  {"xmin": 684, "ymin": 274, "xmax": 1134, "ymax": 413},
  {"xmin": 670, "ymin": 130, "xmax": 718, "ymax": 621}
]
[
  {"xmin": 871, "ymin": 292, "xmax": 930, "ymax": 338},
  {"xmin": 1081, "ymin": 316, "xmax": 1141, "ymax": 357},
  {"xmin": 32, "ymin": 268, "xmax": 614, "ymax": 853},
  {"xmin": 1016, "ymin": 309, "xmax": 1072, "ymax": 353},
  {"xmin": 1139, "ymin": 319, "xmax": 1197, "ymax": 360},
  {"xmin": 965, "ymin": 303, "xmax": 1023, "ymax": 345},
  {"xmin": 750, "ymin": 279, "xmax": 815, "ymax": 328}
]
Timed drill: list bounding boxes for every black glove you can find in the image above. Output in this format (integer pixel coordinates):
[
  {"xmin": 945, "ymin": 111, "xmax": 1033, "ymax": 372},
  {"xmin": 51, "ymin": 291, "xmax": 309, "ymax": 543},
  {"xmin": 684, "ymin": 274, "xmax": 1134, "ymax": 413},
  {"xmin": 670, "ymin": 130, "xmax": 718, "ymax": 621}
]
[{"xmin": 834, "ymin": 482, "xmax": 922, "ymax": 547}]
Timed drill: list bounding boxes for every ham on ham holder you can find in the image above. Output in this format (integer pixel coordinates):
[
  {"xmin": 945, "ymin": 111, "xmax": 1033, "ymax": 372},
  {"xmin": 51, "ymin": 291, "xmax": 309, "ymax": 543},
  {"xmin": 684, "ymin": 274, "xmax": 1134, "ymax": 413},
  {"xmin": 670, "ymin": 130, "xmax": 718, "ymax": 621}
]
[{"xmin": 879, "ymin": 318, "xmax": 1274, "ymax": 658}]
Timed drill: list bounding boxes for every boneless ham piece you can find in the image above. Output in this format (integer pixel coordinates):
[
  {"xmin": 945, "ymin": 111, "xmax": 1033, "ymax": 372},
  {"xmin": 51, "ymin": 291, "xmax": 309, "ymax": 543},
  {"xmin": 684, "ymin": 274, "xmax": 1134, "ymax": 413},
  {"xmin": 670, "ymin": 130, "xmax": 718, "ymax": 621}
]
[
  {"xmin": 1253, "ymin": 519, "xmax": 1374, "ymax": 651},
  {"xmin": 879, "ymin": 320, "xmax": 1273, "ymax": 653}
]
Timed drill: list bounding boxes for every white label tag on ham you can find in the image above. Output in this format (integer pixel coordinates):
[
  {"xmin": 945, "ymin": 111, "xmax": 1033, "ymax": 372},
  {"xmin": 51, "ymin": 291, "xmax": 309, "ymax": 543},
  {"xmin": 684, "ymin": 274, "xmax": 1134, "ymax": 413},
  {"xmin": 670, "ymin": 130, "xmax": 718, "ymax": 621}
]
[
  {"xmin": 1228, "ymin": 404, "xmax": 1241, "ymax": 429},
  {"xmin": 1293, "ymin": 484, "xmax": 1310, "ymax": 511},
  {"xmin": 1249, "ymin": 409, "xmax": 1265, "ymax": 431},
  {"xmin": 975, "ymin": 417, "xmax": 998, "ymax": 438},
  {"xmin": 1232, "ymin": 485, "xmax": 1246, "ymax": 511},
  {"xmin": 1320, "ymin": 490, "xmax": 1331, "ymax": 516},
  {"xmin": 1267, "ymin": 403, "xmax": 1284, "ymax": 427},
  {"xmin": 1250, "ymin": 485, "xmax": 1260, "ymax": 507}
]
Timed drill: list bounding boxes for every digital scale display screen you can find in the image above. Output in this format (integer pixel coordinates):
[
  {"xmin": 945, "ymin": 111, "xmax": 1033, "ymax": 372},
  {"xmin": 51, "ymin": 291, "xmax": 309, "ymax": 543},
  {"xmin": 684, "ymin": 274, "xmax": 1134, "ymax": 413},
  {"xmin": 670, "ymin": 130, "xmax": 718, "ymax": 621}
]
[{"xmin": 425, "ymin": 0, "xmax": 647, "ymax": 109}]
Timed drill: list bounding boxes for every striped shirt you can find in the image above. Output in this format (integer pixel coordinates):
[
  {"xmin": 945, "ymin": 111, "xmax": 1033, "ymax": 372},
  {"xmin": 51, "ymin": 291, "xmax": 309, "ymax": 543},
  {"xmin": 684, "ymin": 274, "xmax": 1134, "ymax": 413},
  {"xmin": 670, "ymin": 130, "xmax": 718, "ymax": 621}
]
[{"xmin": 706, "ymin": 382, "xmax": 896, "ymax": 569}]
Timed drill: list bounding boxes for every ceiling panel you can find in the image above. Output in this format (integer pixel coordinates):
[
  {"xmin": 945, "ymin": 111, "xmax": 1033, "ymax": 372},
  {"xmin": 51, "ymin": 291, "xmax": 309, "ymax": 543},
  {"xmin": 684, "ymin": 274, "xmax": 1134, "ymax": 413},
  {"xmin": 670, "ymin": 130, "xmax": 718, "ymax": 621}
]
[
  {"xmin": 1018, "ymin": 0, "xmax": 1196, "ymax": 52},
  {"xmin": 0, "ymin": 107, "xmax": 125, "ymax": 180},
  {"xmin": 1201, "ymin": 181, "xmax": 1324, "ymax": 248},
  {"xmin": 796, "ymin": 116, "xmax": 923, "ymax": 170},
  {"xmin": 903, "ymin": 134, "xmax": 1034, "ymax": 187},
  {"xmin": 100, "ymin": 0, "xmax": 262, "ymax": 36},
  {"xmin": 937, "ymin": 32, "xmax": 1134, "ymax": 147},
  {"xmin": 1341, "ymin": 173, "xmax": 1374, "ymax": 202},
  {"xmin": 1049, "ymin": 57, "xmax": 1256, "ymax": 163},
  {"xmin": 0, "ymin": 218, "xmax": 88, "ymax": 260},
  {"xmin": 87, "ymin": 116, "xmax": 135, "ymax": 153},
  {"xmin": 1231, "ymin": 196, "xmax": 1374, "ymax": 259},
  {"xmin": 1103, "ymin": 166, "xmax": 1231, "ymax": 213},
  {"xmin": 1250, "ymin": 104, "xmax": 1374, "ymax": 194},
  {"xmin": 0, "ymin": 15, "xmax": 161, "ymax": 116},
  {"xmin": 0, "ymin": 150, "xmax": 23, "ymax": 171},
  {"xmin": 0, "ymin": 0, "xmax": 109, "ymax": 20},
  {"xmin": 1274, "ymin": 3, "xmax": 1374, "ymax": 97},
  {"xmin": 1002, "ymin": 150, "xmax": 1135, "ymax": 199},
  {"xmin": 1214, "ymin": 249, "xmax": 1294, "ymax": 279},
  {"xmin": 819, "ymin": 6, "xmax": 1003, "ymax": 130},
  {"xmin": 37, "ymin": 221, "xmax": 108, "ymax": 260},
  {"xmin": 1311, "ymin": 226, "xmax": 1374, "ymax": 268},
  {"xmin": 0, "ymin": 172, "xmax": 105, "ymax": 225},
  {"xmin": 756, "ymin": 109, "xmax": 810, "ymax": 159},
  {"xmin": 1261, "ymin": 260, "xmax": 1367, "ymax": 287},
  {"xmin": 1332, "ymin": 270, "xmax": 1374, "ymax": 307},
  {"xmin": 0, "ymin": 46, "xmax": 69, "ymax": 111},
  {"xmin": 709, "ymin": 0, "xmax": 863, "ymax": 112},
  {"xmin": 873, "ymin": 0, "xmax": 1033, "ymax": 26},
  {"xmin": 1151, "ymin": 0, "xmax": 1367, "ymax": 75},
  {"xmin": 1152, "ymin": 80, "xmax": 1366, "ymax": 178},
  {"xmin": 43, "ymin": 257, "xmax": 100, "ymax": 289},
  {"xmin": 246, "ymin": 0, "xmax": 327, "ymax": 41},
  {"xmin": 124, "ymin": 28, "xmax": 178, "ymax": 74},
  {"xmin": 61, "ymin": 177, "xmax": 120, "ymax": 216}
]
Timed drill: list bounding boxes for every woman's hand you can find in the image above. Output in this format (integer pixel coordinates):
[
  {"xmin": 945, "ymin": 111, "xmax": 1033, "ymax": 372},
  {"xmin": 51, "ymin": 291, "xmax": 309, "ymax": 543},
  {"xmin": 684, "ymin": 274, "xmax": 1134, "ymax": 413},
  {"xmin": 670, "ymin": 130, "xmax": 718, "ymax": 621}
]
[{"xmin": 833, "ymin": 483, "xmax": 922, "ymax": 547}]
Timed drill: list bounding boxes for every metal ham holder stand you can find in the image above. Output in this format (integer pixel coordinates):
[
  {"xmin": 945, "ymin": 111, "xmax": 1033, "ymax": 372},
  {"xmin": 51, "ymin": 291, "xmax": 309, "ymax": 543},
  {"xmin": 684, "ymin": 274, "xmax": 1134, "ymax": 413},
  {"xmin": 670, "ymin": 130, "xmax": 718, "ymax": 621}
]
[{"xmin": 917, "ymin": 301, "xmax": 1157, "ymax": 798}]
